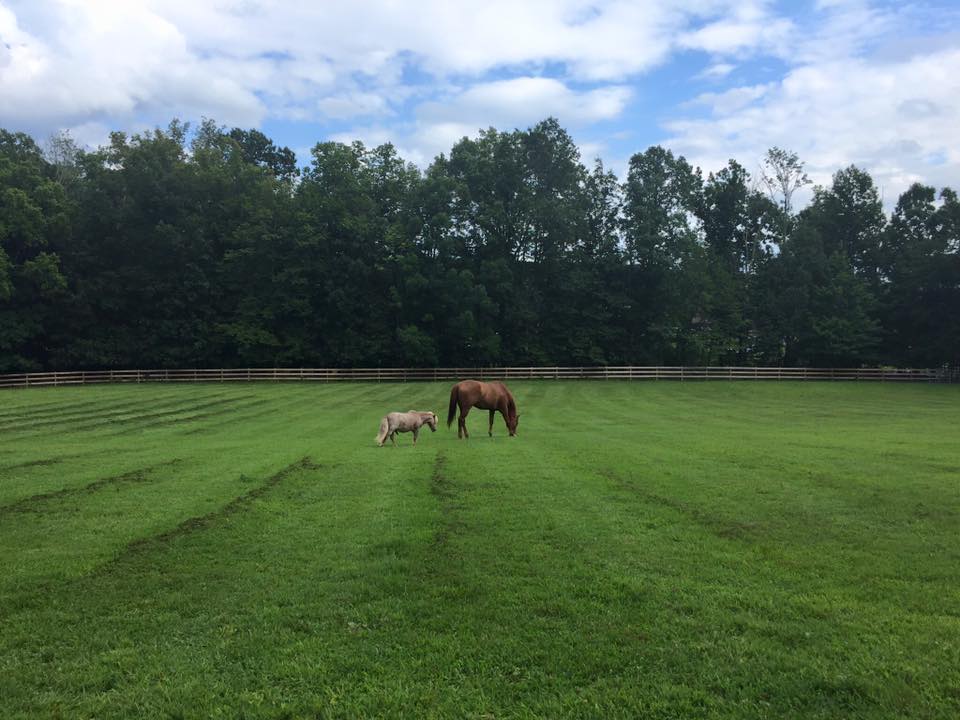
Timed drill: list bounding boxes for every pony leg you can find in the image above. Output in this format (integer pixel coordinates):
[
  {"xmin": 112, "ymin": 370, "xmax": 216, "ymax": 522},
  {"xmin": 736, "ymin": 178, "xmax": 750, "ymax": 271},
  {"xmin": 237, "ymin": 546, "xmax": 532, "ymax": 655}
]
[
  {"xmin": 390, "ymin": 431, "xmax": 398, "ymax": 446},
  {"xmin": 488, "ymin": 409, "xmax": 495, "ymax": 437},
  {"xmin": 413, "ymin": 427, "xmax": 419, "ymax": 445}
]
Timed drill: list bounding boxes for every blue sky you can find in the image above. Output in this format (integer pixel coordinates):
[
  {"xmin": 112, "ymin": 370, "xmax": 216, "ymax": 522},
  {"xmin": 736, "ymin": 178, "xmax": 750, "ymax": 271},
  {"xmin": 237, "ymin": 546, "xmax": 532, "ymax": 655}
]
[{"xmin": 2, "ymin": 1, "xmax": 959, "ymax": 205}]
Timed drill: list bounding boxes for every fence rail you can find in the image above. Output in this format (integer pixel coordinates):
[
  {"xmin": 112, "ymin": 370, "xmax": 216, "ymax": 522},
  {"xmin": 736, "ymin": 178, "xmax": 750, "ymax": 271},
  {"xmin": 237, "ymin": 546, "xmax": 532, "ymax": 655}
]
[{"xmin": 0, "ymin": 365, "xmax": 951, "ymax": 389}]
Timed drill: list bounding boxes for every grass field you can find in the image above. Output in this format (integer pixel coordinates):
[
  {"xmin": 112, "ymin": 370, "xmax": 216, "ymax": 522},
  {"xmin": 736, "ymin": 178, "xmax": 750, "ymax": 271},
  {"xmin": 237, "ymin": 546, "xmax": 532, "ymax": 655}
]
[{"xmin": 0, "ymin": 380, "xmax": 958, "ymax": 719}]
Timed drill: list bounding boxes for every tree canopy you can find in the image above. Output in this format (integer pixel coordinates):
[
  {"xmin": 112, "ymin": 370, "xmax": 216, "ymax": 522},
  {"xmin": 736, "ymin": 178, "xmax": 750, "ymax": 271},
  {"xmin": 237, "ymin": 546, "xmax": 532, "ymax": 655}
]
[{"xmin": 0, "ymin": 120, "xmax": 956, "ymax": 372}]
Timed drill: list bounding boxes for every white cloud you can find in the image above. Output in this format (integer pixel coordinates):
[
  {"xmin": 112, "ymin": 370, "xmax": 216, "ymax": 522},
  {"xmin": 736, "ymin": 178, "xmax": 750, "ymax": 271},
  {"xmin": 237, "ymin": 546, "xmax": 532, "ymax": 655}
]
[
  {"xmin": 577, "ymin": 140, "xmax": 607, "ymax": 163},
  {"xmin": 665, "ymin": 47, "xmax": 960, "ymax": 206},
  {"xmin": 697, "ymin": 62, "xmax": 736, "ymax": 80},
  {"xmin": 0, "ymin": 0, "xmax": 791, "ymax": 139},
  {"xmin": 680, "ymin": 4, "xmax": 793, "ymax": 57},
  {"xmin": 0, "ymin": 1, "xmax": 266, "ymax": 130},
  {"xmin": 1, "ymin": 0, "xmax": 955, "ymax": 205},
  {"xmin": 419, "ymin": 78, "xmax": 631, "ymax": 127},
  {"xmin": 688, "ymin": 83, "xmax": 773, "ymax": 114},
  {"xmin": 358, "ymin": 78, "xmax": 632, "ymax": 166},
  {"xmin": 316, "ymin": 92, "xmax": 390, "ymax": 120}
]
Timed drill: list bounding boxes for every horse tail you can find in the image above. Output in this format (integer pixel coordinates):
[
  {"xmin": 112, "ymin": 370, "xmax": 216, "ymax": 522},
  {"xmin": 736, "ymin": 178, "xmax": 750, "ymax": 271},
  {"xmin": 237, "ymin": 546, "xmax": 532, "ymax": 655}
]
[
  {"xmin": 447, "ymin": 385, "xmax": 459, "ymax": 428},
  {"xmin": 375, "ymin": 416, "xmax": 389, "ymax": 446}
]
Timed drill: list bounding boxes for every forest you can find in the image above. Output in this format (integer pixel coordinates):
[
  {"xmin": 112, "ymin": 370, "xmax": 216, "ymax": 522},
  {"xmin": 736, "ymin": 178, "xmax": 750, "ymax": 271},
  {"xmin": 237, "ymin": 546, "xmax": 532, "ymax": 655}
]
[{"xmin": 0, "ymin": 118, "xmax": 957, "ymax": 372}]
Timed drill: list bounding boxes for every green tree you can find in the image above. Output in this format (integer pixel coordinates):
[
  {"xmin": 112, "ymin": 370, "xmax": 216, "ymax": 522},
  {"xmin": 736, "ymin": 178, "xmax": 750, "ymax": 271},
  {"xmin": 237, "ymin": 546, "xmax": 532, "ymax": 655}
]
[
  {"xmin": 755, "ymin": 221, "xmax": 879, "ymax": 366},
  {"xmin": 622, "ymin": 145, "xmax": 706, "ymax": 363},
  {"xmin": 881, "ymin": 184, "xmax": 960, "ymax": 367},
  {"xmin": 806, "ymin": 166, "xmax": 886, "ymax": 285},
  {"xmin": 760, "ymin": 147, "xmax": 810, "ymax": 244},
  {"xmin": 0, "ymin": 130, "xmax": 69, "ymax": 370}
]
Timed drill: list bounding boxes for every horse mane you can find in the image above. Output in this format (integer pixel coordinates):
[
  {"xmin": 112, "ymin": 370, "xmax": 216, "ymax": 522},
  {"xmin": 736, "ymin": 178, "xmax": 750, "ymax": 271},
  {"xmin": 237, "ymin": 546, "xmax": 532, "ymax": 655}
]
[
  {"xmin": 494, "ymin": 381, "xmax": 517, "ymax": 419},
  {"xmin": 505, "ymin": 393, "xmax": 517, "ymax": 419}
]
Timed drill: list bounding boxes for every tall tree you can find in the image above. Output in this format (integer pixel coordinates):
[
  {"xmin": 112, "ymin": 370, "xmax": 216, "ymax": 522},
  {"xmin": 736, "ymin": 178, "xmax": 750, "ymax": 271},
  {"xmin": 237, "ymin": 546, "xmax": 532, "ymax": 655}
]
[
  {"xmin": 622, "ymin": 145, "xmax": 706, "ymax": 362},
  {"xmin": 760, "ymin": 147, "xmax": 810, "ymax": 244},
  {"xmin": 806, "ymin": 166, "xmax": 886, "ymax": 285},
  {"xmin": 0, "ymin": 130, "xmax": 69, "ymax": 370},
  {"xmin": 227, "ymin": 127, "xmax": 299, "ymax": 182},
  {"xmin": 881, "ymin": 184, "xmax": 960, "ymax": 367},
  {"xmin": 60, "ymin": 122, "xmax": 222, "ymax": 368}
]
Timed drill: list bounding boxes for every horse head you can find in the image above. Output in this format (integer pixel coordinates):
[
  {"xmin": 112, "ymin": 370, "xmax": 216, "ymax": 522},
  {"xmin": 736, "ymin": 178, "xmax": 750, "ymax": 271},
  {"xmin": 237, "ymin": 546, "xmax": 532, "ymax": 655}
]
[{"xmin": 507, "ymin": 412, "xmax": 519, "ymax": 436}]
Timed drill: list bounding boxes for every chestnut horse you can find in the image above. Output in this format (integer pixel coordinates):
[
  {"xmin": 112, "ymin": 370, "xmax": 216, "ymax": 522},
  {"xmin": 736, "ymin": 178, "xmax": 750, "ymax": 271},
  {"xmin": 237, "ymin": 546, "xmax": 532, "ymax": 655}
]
[{"xmin": 447, "ymin": 380, "xmax": 519, "ymax": 439}]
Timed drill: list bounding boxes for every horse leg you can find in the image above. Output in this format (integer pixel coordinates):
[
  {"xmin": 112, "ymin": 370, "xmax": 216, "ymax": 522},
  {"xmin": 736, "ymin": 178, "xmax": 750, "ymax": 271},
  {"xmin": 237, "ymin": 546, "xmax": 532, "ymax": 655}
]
[
  {"xmin": 488, "ymin": 409, "xmax": 495, "ymax": 437},
  {"xmin": 459, "ymin": 406, "xmax": 470, "ymax": 439}
]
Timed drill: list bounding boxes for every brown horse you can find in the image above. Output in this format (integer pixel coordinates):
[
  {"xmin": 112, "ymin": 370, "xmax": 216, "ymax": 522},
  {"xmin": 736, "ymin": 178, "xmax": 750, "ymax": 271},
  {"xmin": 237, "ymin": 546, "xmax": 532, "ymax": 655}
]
[{"xmin": 447, "ymin": 380, "xmax": 519, "ymax": 439}]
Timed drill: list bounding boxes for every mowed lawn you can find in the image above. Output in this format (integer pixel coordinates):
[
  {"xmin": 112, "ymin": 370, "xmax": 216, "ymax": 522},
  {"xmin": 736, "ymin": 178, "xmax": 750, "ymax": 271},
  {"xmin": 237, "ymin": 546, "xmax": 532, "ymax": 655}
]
[{"xmin": 0, "ymin": 381, "xmax": 958, "ymax": 719}]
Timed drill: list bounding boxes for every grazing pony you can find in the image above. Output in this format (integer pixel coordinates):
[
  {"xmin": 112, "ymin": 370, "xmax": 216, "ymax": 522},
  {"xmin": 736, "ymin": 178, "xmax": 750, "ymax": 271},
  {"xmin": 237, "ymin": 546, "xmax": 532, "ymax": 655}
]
[
  {"xmin": 375, "ymin": 411, "xmax": 438, "ymax": 447},
  {"xmin": 447, "ymin": 380, "xmax": 518, "ymax": 439}
]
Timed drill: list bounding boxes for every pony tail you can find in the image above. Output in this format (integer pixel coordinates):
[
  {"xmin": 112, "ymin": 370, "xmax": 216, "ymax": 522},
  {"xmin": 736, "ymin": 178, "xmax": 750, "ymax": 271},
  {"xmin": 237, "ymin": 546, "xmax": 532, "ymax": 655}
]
[
  {"xmin": 447, "ymin": 385, "xmax": 458, "ymax": 428},
  {"xmin": 375, "ymin": 417, "xmax": 389, "ymax": 446}
]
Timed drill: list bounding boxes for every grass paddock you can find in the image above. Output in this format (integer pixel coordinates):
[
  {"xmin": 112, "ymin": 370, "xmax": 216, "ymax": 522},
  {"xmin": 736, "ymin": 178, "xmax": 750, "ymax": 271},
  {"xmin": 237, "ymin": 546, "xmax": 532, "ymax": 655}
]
[{"xmin": 0, "ymin": 380, "xmax": 958, "ymax": 719}]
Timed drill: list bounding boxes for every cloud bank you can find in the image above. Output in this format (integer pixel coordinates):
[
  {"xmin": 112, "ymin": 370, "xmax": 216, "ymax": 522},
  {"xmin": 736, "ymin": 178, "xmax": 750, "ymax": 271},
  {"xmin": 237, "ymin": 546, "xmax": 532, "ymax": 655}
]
[{"xmin": 1, "ymin": 0, "xmax": 957, "ymax": 204}]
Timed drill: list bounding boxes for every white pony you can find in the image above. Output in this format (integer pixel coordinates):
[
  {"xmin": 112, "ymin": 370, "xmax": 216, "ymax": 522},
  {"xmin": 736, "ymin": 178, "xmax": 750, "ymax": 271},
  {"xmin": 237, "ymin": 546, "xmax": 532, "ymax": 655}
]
[{"xmin": 375, "ymin": 411, "xmax": 438, "ymax": 447}]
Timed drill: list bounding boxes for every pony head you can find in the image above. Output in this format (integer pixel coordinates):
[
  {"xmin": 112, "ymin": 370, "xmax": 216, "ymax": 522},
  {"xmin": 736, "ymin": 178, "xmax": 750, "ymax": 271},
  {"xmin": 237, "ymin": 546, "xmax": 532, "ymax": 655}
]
[{"xmin": 426, "ymin": 412, "xmax": 438, "ymax": 431}]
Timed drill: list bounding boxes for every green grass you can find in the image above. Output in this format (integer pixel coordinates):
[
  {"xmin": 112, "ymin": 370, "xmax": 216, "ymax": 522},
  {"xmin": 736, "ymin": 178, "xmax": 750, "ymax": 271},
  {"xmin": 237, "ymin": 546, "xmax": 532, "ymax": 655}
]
[{"xmin": 0, "ymin": 380, "xmax": 958, "ymax": 719}]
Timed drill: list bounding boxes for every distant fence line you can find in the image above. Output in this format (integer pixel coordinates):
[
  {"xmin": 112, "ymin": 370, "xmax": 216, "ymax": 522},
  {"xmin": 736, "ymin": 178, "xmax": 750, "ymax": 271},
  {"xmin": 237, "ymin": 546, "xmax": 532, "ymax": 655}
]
[{"xmin": 0, "ymin": 366, "xmax": 953, "ymax": 389}]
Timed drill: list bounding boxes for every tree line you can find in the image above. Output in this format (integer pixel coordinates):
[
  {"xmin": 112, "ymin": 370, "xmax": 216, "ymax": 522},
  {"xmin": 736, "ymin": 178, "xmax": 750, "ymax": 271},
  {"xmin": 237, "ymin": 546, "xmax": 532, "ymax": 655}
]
[{"xmin": 1, "ymin": 118, "xmax": 957, "ymax": 372}]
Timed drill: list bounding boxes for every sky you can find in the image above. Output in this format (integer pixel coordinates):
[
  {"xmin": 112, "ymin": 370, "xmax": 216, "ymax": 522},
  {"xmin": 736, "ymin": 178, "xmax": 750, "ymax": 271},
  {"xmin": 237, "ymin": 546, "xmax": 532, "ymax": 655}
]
[{"xmin": 2, "ymin": 0, "xmax": 959, "ymax": 206}]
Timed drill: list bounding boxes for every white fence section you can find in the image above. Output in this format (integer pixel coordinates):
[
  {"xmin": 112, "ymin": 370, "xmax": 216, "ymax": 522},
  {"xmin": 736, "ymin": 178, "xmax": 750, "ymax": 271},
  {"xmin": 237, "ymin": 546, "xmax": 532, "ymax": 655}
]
[{"xmin": 0, "ymin": 366, "xmax": 950, "ymax": 389}]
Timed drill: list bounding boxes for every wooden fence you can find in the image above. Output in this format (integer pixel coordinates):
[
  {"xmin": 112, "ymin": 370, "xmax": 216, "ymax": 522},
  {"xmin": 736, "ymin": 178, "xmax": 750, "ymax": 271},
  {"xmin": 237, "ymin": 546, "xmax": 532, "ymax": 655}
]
[{"xmin": 0, "ymin": 366, "xmax": 951, "ymax": 389}]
